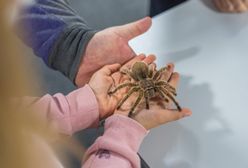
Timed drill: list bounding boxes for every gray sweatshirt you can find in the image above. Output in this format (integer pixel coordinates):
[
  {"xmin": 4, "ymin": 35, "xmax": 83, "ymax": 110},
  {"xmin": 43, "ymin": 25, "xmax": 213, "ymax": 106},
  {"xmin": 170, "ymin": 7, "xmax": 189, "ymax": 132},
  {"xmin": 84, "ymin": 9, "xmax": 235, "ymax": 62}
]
[{"xmin": 17, "ymin": 0, "xmax": 97, "ymax": 82}]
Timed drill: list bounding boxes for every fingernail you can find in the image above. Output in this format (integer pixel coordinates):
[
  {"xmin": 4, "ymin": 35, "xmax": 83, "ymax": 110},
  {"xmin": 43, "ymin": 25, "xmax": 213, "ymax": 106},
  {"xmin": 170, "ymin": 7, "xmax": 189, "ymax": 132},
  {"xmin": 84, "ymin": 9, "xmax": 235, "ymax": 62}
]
[{"xmin": 183, "ymin": 112, "xmax": 192, "ymax": 117}]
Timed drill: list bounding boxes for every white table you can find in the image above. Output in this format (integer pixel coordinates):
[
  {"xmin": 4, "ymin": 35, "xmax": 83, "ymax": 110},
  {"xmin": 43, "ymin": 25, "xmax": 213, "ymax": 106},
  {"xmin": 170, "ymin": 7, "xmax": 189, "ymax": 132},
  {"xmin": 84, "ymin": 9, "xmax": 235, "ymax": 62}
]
[{"xmin": 130, "ymin": 1, "xmax": 248, "ymax": 168}]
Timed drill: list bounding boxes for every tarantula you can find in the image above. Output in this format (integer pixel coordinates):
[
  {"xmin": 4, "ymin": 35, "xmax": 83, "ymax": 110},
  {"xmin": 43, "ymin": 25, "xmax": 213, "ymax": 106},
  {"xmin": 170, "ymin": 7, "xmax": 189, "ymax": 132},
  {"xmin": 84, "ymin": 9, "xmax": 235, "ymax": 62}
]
[{"xmin": 108, "ymin": 61, "xmax": 182, "ymax": 116}]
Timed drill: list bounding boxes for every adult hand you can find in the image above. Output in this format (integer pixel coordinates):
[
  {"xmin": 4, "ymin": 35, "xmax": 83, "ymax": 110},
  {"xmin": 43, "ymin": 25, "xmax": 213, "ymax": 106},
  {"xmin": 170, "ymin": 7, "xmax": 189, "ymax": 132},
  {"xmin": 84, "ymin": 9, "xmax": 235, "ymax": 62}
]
[
  {"xmin": 76, "ymin": 17, "xmax": 152, "ymax": 86},
  {"xmin": 88, "ymin": 54, "xmax": 156, "ymax": 120},
  {"xmin": 213, "ymin": 0, "xmax": 248, "ymax": 12},
  {"xmin": 115, "ymin": 63, "xmax": 192, "ymax": 130}
]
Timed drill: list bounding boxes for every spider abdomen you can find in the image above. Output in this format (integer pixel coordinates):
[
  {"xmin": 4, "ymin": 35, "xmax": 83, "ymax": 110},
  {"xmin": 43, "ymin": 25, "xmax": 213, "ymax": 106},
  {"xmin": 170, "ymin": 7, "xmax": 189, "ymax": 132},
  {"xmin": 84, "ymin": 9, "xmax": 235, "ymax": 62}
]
[{"xmin": 139, "ymin": 79, "xmax": 156, "ymax": 98}]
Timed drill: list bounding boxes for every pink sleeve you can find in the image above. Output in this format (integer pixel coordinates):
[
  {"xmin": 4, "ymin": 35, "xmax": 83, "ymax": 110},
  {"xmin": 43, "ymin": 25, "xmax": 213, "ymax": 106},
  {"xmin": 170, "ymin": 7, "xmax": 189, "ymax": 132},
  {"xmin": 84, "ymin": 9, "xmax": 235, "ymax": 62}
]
[
  {"xmin": 22, "ymin": 84, "xmax": 99, "ymax": 135},
  {"xmin": 83, "ymin": 114, "xmax": 148, "ymax": 168}
]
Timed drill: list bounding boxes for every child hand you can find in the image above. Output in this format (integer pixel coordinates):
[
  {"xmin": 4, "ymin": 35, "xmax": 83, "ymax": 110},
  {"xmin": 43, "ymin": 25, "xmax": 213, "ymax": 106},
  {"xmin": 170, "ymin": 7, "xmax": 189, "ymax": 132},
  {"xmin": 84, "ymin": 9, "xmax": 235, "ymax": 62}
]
[
  {"xmin": 115, "ymin": 64, "xmax": 192, "ymax": 130},
  {"xmin": 132, "ymin": 72, "xmax": 191, "ymax": 130},
  {"xmin": 88, "ymin": 64, "xmax": 122, "ymax": 119},
  {"xmin": 88, "ymin": 54, "xmax": 156, "ymax": 120}
]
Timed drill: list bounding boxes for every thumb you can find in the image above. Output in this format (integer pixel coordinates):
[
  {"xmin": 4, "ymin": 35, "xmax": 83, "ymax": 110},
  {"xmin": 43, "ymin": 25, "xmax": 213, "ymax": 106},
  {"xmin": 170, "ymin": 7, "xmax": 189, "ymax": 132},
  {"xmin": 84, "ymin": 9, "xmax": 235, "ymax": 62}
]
[
  {"xmin": 101, "ymin": 64, "xmax": 121, "ymax": 75},
  {"xmin": 115, "ymin": 17, "xmax": 152, "ymax": 41},
  {"xmin": 160, "ymin": 108, "xmax": 192, "ymax": 123}
]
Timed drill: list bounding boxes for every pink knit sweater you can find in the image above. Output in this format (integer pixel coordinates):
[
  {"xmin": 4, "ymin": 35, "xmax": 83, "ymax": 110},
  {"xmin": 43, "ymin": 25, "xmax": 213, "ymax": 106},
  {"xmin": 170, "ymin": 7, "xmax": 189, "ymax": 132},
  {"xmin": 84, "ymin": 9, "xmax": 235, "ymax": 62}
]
[{"xmin": 25, "ymin": 85, "xmax": 148, "ymax": 168}]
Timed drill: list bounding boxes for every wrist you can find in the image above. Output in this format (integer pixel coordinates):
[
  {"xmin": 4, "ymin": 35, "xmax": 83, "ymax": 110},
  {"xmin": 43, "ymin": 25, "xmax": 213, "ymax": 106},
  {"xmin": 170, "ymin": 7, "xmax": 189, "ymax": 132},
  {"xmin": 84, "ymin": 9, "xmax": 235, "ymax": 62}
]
[
  {"xmin": 115, "ymin": 109, "xmax": 151, "ymax": 130},
  {"xmin": 114, "ymin": 109, "xmax": 129, "ymax": 117},
  {"xmin": 65, "ymin": 85, "xmax": 100, "ymax": 130},
  {"xmin": 75, "ymin": 66, "xmax": 92, "ymax": 87},
  {"xmin": 88, "ymin": 83, "xmax": 110, "ymax": 120},
  {"xmin": 104, "ymin": 114, "xmax": 149, "ymax": 151},
  {"xmin": 132, "ymin": 116, "xmax": 152, "ymax": 130}
]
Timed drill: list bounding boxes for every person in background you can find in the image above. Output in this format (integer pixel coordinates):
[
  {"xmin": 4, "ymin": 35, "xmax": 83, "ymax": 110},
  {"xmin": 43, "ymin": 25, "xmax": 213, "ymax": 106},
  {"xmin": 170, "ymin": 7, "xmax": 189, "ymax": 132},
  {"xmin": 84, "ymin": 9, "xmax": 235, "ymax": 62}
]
[
  {"xmin": 213, "ymin": 0, "xmax": 248, "ymax": 12},
  {"xmin": 150, "ymin": 0, "xmax": 248, "ymax": 14},
  {"xmin": 150, "ymin": 0, "xmax": 187, "ymax": 17}
]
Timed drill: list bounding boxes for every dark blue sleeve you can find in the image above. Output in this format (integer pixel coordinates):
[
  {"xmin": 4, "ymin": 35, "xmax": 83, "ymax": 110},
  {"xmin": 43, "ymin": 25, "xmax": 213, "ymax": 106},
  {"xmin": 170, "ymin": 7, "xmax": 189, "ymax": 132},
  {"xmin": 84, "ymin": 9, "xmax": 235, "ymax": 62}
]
[{"xmin": 16, "ymin": 0, "xmax": 97, "ymax": 82}]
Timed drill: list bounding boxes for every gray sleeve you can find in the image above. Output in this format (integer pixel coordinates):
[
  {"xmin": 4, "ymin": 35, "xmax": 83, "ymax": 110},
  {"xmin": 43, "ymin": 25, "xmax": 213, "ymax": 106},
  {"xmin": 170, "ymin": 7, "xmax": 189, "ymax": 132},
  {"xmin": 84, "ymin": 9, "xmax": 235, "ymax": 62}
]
[
  {"xmin": 18, "ymin": 0, "xmax": 98, "ymax": 83},
  {"xmin": 47, "ymin": 0, "xmax": 98, "ymax": 83},
  {"xmin": 49, "ymin": 25, "xmax": 97, "ymax": 83}
]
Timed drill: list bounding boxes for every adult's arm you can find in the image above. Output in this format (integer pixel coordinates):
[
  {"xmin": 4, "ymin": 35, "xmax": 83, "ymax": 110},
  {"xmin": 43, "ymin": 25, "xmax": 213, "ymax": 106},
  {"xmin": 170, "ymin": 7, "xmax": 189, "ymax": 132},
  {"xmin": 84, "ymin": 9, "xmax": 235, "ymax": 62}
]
[{"xmin": 16, "ymin": 0, "xmax": 96, "ymax": 82}]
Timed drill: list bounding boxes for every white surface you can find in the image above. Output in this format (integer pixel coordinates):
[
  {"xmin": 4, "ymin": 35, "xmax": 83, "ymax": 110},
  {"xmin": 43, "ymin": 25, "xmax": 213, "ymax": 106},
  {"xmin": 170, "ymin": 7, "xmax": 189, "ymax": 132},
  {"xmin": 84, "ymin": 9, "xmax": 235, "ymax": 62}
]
[{"xmin": 130, "ymin": 1, "xmax": 248, "ymax": 168}]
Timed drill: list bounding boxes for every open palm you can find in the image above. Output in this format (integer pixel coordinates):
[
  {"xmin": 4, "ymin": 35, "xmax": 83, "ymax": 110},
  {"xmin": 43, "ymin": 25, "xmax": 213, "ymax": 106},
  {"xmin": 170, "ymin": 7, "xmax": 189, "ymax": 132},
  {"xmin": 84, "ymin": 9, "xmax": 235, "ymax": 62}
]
[
  {"xmin": 89, "ymin": 54, "xmax": 156, "ymax": 119},
  {"xmin": 115, "ymin": 63, "xmax": 192, "ymax": 130},
  {"xmin": 76, "ymin": 17, "xmax": 152, "ymax": 86}
]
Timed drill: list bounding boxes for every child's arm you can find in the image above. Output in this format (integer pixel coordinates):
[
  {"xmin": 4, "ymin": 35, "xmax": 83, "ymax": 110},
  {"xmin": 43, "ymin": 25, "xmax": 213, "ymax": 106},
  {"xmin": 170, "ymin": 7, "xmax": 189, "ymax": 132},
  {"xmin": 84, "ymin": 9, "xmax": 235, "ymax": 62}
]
[
  {"xmin": 18, "ymin": 56, "xmax": 154, "ymax": 136},
  {"xmin": 83, "ymin": 63, "xmax": 192, "ymax": 168},
  {"xmin": 20, "ymin": 85, "xmax": 99, "ymax": 135},
  {"xmin": 83, "ymin": 114, "xmax": 148, "ymax": 168}
]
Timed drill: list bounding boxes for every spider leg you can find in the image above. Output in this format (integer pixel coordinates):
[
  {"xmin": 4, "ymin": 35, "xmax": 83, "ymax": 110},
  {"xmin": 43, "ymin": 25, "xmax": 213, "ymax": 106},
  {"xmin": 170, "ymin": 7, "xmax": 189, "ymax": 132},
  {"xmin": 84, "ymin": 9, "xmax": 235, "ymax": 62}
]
[
  {"xmin": 121, "ymin": 69, "xmax": 138, "ymax": 81},
  {"xmin": 153, "ymin": 67, "xmax": 168, "ymax": 80},
  {"xmin": 148, "ymin": 66, "xmax": 154, "ymax": 78},
  {"xmin": 117, "ymin": 87, "xmax": 139, "ymax": 110},
  {"xmin": 159, "ymin": 87, "xmax": 182, "ymax": 111},
  {"xmin": 144, "ymin": 91, "xmax": 150, "ymax": 109},
  {"xmin": 156, "ymin": 88, "xmax": 169, "ymax": 103},
  {"xmin": 108, "ymin": 82, "xmax": 138, "ymax": 95},
  {"xmin": 128, "ymin": 90, "xmax": 144, "ymax": 117},
  {"xmin": 155, "ymin": 81, "xmax": 177, "ymax": 96}
]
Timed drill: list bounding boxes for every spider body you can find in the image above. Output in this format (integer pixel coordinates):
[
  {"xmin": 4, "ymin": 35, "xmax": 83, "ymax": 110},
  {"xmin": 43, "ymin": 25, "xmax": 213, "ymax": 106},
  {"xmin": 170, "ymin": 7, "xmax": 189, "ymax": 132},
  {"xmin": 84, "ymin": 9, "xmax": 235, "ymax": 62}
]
[
  {"xmin": 139, "ymin": 79, "xmax": 156, "ymax": 98},
  {"xmin": 108, "ymin": 61, "xmax": 181, "ymax": 116}
]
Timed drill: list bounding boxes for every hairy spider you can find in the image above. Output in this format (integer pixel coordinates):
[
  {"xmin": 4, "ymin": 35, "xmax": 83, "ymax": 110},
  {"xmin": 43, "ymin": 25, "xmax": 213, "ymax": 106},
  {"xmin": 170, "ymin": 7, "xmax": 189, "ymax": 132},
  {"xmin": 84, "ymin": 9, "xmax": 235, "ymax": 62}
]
[{"xmin": 108, "ymin": 61, "xmax": 182, "ymax": 116}]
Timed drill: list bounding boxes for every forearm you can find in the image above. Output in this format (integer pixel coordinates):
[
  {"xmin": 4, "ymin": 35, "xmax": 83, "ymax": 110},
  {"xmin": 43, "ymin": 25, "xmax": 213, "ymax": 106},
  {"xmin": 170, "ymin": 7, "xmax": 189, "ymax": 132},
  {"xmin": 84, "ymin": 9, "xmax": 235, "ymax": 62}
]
[
  {"xmin": 16, "ymin": 0, "xmax": 97, "ymax": 82},
  {"xmin": 19, "ymin": 85, "xmax": 99, "ymax": 135},
  {"xmin": 83, "ymin": 115, "xmax": 148, "ymax": 168}
]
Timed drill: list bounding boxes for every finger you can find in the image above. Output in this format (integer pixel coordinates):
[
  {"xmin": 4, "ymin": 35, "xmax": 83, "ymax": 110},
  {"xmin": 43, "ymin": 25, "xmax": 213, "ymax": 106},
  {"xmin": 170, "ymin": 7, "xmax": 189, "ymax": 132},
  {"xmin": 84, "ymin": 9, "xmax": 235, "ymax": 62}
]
[
  {"xmin": 168, "ymin": 72, "xmax": 180, "ymax": 88},
  {"xmin": 217, "ymin": 0, "xmax": 232, "ymax": 12},
  {"xmin": 213, "ymin": 0, "xmax": 223, "ymax": 12},
  {"xmin": 242, "ymin": 0, "xmax": 248, "ymax": 7},
  {"xmin": 149, "ymin": 63, "xmax": 156, "ymax": 72},
  {"xmin": 215, "ymin": 0, "xmax": 229, "ymax": 12},
  {"xmin": 219, "ymin": 0, "xmax": 229, "ymax": 10},
  {"xmin": 102, "ymin": 64, "xmax": 121, "ymax": 75},
  {"xmin": 234, "ymin": 0, "xmax": 247, "ymax": 12},
  {"xmin": 168, "ymin": 108, "xmax": 192, "ymax": 121},
  {"xmin": 225, "ymin": 0, "xmax": 234, "ymax": 11},
  {"xmin": 124, "ymin": 44, "xmax": 137, "ymax": 61},
  {"xmin": 159, "ymin": 108, "xmax": 192, "ymax": 123},
  {"xmin": 160, "ymin": 63, "xmax": 174, "ymax": 81},
  {"xmin": 121, "ymin": 54, "xmax": 146, "ymax": 70},
  {"xmin": 126, "ymin": 54, "xmax": 146, "ymax": 65},
  {"xmin": 142, "ymin": 54, "xmax": 156, "ymax": 65},
  {"xmin": 112, "ymin": 55, "xmax": 146, "ymax": 84},
  {"xmin": 115, "ymin": 17, "xmax": 152, "ymax": 41},
  {"xmin": 213, "ymin": 0, "xmax": 221, "ymax": 9}
]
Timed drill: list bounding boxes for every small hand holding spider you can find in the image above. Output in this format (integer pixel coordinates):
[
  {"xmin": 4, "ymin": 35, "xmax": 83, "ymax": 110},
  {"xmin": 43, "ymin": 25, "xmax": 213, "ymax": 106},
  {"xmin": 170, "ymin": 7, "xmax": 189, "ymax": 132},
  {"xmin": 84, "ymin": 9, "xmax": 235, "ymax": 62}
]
[
  {"xmin": 115, "ymin": 63, "xmax": 192, "ymax": 130},
  {"xmin": 88, "ymin": 54, "xmax": 156, "ymax": 120}
]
